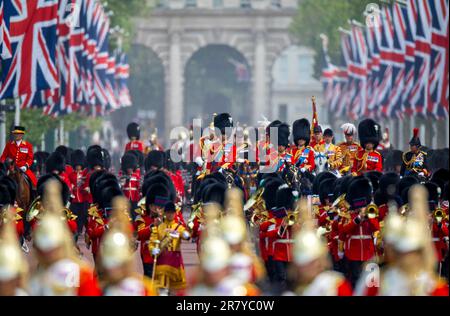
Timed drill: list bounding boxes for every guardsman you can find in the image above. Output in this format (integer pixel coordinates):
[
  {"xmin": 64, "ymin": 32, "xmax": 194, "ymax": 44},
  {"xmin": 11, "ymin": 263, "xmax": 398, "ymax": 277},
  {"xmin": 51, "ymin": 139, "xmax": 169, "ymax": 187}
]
[
  {"xmin": 98, "ymin": 196, "xmax": 156, "ymax": 296},
  {"xmin": 0, "ymin": 207, "xmax": 28, "ymax": 296},
  {"xmin": 352, "ymin": 119, "xmax": 383, "ymax": 176},
  {"xmin": 267, "ymin": 123, "xmax": 293, "ymax": 174},
  {"xmin": 338, "ymin": 123, "xmax": 362, "ymax": 175},
  {"xmin": 291, "ymin": 119, "xmax": 315, "ymax": 174},
  {"xmin": 134, "ymin": 183, "xmax": 171, "ymax": 278},
  {"xmin": 119, "ymin": 152, "xmax": 141, "ymax": 212},
  {"xmin": 54, "ymin": 145, "xmax": 75, "ymax": 180},
  {"xmin": 29, "ymin": 180, "xmax": 101, "ymax": 296},
  {"xmin": 45, "ymin": 152, "xmax": 72, "ymax": 198},
  {"xmin": 285, "ymin": 206, "xmax": 352, "ymax": 296},
  {"xmin": 0, "ymin": 126, "xmax": 37, "ymax": 187},
  {"xmin": 82, "ymin": 145, "xmax": 105, "ymax": 206},
  {"xmin": 339, "ymin": 177, "xmax": 380, "ymax": 287},
  {"xmin": 125, "ymin": 122, "xmax": 145, "ymax": 153},
  {"xmin": 400, "ymin": 128, "xmax": 430, "ymax": 178},
  {"xmin": 150, "ymin": 202, "xmax": 190, "ymax": 295},
  {"xmin": 373, "ymin": 172, "xmax": 400, "ymax": 221},
  {"xmin": 68, "ymin": 149, "xmax": 89, "ymax": 240},
  {"xmin": 355, "ymin": 185, "xmax": 449, "ymax": 296}
]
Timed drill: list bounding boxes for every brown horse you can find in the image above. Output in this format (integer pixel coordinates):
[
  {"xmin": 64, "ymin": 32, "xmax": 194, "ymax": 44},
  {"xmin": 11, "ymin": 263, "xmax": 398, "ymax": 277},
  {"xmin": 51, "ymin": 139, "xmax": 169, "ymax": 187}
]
[{"xmin": 5, "ymin": 159, "xmax": 34, "ymax": 212}]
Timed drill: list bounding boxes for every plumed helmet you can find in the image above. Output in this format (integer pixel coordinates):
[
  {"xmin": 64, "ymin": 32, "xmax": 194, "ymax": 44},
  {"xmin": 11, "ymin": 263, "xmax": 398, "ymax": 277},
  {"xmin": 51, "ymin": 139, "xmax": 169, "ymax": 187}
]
[
  {"xmin": 127, "ymin": 122, "xmax": 141, "ymax": 140},
  {"xmin": 409, "ymin": 128, "xmax": 421, "ymax": 147},
  {"xmin": 341, "ymin": 123, "xmax": 356, "ymax": 136},
  {"xmin": 70, "ymin": 149, "xmax": 86, "ymax": 169},
  {"xmin": 45, "ymin": 152, "xmax": 65, "ymax": 173},
  {"xmin": 292, "ymin": 119, "xmax": 311, "ymax": 146},
  {"xmin": 358, "ymin": 119, "xmax": 382, "ymax": 149},
  {"xmin": 213, "ymin": 113, "xmax": 233, "ymax": 134},
  {"xmin": 120, "ymin": 152, "xmax": 138, "ymax": 173},
  {"xmin": 346, "ymin": 177, "xmax": 372, "ymax": 210}
]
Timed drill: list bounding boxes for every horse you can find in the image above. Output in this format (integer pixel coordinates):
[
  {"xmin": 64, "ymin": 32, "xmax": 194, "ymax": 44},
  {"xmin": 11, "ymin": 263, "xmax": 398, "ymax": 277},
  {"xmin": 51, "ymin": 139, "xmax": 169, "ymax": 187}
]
[{"xmin": 4, "ymin": 159, "xmax": 34, "ymax": 213}]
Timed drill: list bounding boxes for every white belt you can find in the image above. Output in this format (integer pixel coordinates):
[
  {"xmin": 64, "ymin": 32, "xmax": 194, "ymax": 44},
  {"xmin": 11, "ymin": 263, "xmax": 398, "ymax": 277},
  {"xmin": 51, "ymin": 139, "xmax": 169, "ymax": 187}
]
[
  {"xmin": 349, "ymin": 235, "xmax": 372, "ymax": 240},
  {"xmin": 432, "ymin": 238, "xmax": 440, "ymax": 242},
  {"xmin": 123, "ymin": 188, "xmax": 138, "ymax": 191},
  {"xmin": 274, "ymin": 239, "xmax": 294, "ymax": 244}
]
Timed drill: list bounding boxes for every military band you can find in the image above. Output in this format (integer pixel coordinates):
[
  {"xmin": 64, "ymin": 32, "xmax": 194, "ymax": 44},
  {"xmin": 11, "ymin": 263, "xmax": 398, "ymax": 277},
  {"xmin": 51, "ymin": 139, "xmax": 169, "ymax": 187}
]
[{"xmin": 0, "ymin": 103, "xmax": 448, "ymax": 297}]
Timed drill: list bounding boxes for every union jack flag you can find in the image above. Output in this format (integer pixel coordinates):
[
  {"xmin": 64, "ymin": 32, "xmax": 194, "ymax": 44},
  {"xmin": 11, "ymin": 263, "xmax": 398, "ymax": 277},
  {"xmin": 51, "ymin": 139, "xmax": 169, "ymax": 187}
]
[
  {"xmin": 365, "ymin": 20, "xmax": 381, "ymax": 118},
  {"xmin": 429, "ymin": 0, "xmax": 449, "ymax": 118},
  {"xmin": 115, "ymin": 51, "xmax": 132, "ymax": 107},
  {"xmin": 402, "ymin": 0, "xmax": 418, "ymax": 116},
  {"xmin": 0, "ymin": 0, "xmax": 59, "ymax": 100},
  {"xmin": 0, "ymin": 0, "xmax": 12, "ymax": 60},
  {"xmin": 349, "ymin": 25, "xmax": 368, "ymax": 119}
]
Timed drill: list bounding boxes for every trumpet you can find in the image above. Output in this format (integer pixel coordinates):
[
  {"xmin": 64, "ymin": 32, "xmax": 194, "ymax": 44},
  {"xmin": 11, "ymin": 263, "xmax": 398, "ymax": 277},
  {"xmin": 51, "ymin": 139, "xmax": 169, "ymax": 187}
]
[
  {"xmin": 366, "ymin": 203, "xmax": 379, "ymax": 219},
  {"xmin": 277, "ymin": 210, "xmax": 299, "ymax": 236},
  {"xmin": 433, "ymin": 208, "xmax": 447, "ymax": 223},
  {"xmin": 250, "ymin": 210, "xmax": 269, "ymax": 227},
  {"xmin": 187, "ymin": 203, "xmax": 203, "ymax": 230}
]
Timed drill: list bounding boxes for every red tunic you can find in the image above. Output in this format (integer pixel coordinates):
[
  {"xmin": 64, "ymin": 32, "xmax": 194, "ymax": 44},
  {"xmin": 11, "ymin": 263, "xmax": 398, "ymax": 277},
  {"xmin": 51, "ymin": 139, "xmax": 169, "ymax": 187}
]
[
  {"xmin": 86, "ymin": 208, "xmax": 107, "ymax": 258},
  {"xmin": 291, "ymin": 145, "xmax": 315, "ymax": 172},
  {"xmin": 432, "ymin": 220, "xmax": 449, "ymax": 262},
  {"xmin": 134, "ymin": 213, "xmax": 155, "ymax": 264},
  {"xmin": 338, "ymin": 213, "xmax": 380, "ymax": 261},
  {"xmin": 120, "ymin": 170, "xmax": 141, "ymax": 202},
  {"xmin": 0, "ymin": 140, "xmax": 37, "ymax": 186},
  {"xmin": 352, "ymin": 149, "xmax": 383, "ymax": 176},
  {"xmin": 125, "ymin": 140, "xmax": 145, "ymax": 153},
  {"xmin": 68, "ymin": 169, "xmax": 89, "ymax": 203},
  {"xmin": 259, "ymin": 217, "xmax": 277, "ymax": 261},
  {"xmin": 266, "ymin": 217, "xmax": 293, "ymax": 262}
]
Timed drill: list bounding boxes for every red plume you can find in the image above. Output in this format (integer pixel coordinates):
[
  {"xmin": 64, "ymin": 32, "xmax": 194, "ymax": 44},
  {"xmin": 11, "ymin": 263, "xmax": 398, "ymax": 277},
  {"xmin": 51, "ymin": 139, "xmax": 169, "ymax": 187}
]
[{"xmin": 413, "ymin": 128, "xmax": 419, "ymax": 138}]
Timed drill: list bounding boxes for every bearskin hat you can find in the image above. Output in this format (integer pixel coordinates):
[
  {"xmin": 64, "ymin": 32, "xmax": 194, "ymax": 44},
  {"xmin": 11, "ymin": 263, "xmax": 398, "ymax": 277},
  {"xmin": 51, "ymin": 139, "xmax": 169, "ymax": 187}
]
[
  {"xmin": 379, "ymin": 172, "xmax": 400, "ymax": 195},
  {"xmin": 37, "ymin": 174, "xmax": 70, "ymax": 205},
  {"xmin": 145, "ymin": 150, "xmax": 165, "ymax": 171},
  {"xmin": 127, "ymin": 122, "xmax": 141, "ymax": 140},
  {"xmin": 55, "ymin": 146, "xmax": 71, "ymax": 165},
  {"xmin": 99, "ymin": 183, "xmax": 123, "ymax": 210},
  {"xmin": 203, "ymin": 182, "xmax": 227, "ymax": 207},
  {"xmin": 358, "ymin": 119, "xmax": 382, "ymax": 149},
  {"xmin": 276, "ymin": 184, "xmax": 297, "ymax": 210},
  {"xmin": 266, "ymin": 120, "xmax": 282, "ymax": 136},
  {"xmin": 364, "ymin": 171, "xmax": 382, "ymax": 192},
  {"xmin": 424, "ymin": 182, "xmax": 439, "ymax": 211},
  {"xmin": 262, "ymin": 178, "xmax": 284, "ymax": 210},
  {"xmin": 431, "ymin": 168, "xmax": 449, "ymax": 193},
  {"xmin": 391, "ymin": 149, "xmax": 403, "ymax": 167},
  {"xmin": 277, "ymin": 123, "xmax": 290, "ymax": 148},
  {"xmin": 70, "ymin": 149, "xmax": 86, "ymax": 169},
  {"xmin": 205, "ymin": 172, "xmax": 228, "ymax": 185},
  {"xmin": 0, "ymin": 176, "xmax": 17, "ymax": 203},
  {"xmin": 164, "ymin": 201, "xmax": 176, "ymax": 213},
  {"xmin": 195, "ymin": 178, "xmax": 219, "ymax": 203},
  {"xmin": 397, "ymin": 176, "xmax": 419, "ymax": 197},
  {"xmin": 145, "ymin": 183, "xmax": 172, "ymax": 209},
  {"xmin": 142, "ymin": 174, "xmax": 176, "ymax": 202},
  {"xmin": 409, "ymin": 128, "xmax": 421, "ymax": 147},
  {"xmin": 121, "ymin": 152, "xmax": 138, "ymax": 173},
  {"xmin": 312, "ymin": 172, "xmax": 337, "ymax": 195},
  {"xmin": 292, "ymin": 119, "xmax": 311, "ymax": 146},
  {"xmin": 88, "ymin": 170, "xmax": 107, "ymax": 196},
  {"xmin": 86, "ymin": 146, "xmax": 104, "ymax": 169},
  {"xmin": 346, "ymin": 177, "xmax": 372, "ymax": 210},
  {"xmin": 0, "ymin": 184, "xmax": 12, "ymax": 206},
  {"xmin": 319, "ymin": 178, "xmax": 336, "ymax": 205},
  {"xmin": 257, "ymin": 172, "xmax": 283, "ymax": 188},
  {"xmin": 32, "ymin": 151, "xmax": 50, "ymax": 173},
  {"xmin": 45, "ymin": 152, "xmax": 65, "ymax": 173},
  {"xmin": 213, "ymin": 113, "xmax": 233, "ymax": 134},
  {"xmin": 102, "ymin": 149, "xmax": 111, "ymax": 170}
]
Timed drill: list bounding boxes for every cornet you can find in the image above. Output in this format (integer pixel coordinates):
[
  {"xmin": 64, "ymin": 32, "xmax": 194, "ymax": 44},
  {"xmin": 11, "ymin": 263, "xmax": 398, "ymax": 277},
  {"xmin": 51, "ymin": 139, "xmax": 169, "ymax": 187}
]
[
  {"xmin": 366, "ymin": 203, "xmax": 379, "ymax": 219},
  {"xmin": 277, "ymin": 210, "xmax": 299, "ymax": 236},
  {"xmin": 433, "ymin": 208, "xmax": 447, "ymax": 223}
]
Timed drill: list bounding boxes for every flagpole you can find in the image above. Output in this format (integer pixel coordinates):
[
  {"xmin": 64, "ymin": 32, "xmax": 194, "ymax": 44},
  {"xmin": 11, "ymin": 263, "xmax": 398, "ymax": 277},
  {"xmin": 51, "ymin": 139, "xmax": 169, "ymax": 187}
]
[
  {"xmin": 0, "ymin": 100, "xmax": 6, "ymax": 150},
  {"xmin": 14, "ymin": 98, "xmax": 20, "ymax": 126}
]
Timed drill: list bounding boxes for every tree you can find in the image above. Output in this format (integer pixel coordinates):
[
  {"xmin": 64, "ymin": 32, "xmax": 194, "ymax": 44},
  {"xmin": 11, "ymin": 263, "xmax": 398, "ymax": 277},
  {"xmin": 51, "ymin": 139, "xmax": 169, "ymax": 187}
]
[{"xmin": 290, "ymin": 0, "xmax": 380, "ymax": 78}]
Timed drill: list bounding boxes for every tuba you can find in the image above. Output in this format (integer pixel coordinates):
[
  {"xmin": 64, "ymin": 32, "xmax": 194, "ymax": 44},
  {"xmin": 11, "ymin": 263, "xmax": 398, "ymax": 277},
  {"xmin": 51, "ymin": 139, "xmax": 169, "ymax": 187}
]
[{"xmin": 244, "ymin": 187, "xmax": 267, "ymax": 226}]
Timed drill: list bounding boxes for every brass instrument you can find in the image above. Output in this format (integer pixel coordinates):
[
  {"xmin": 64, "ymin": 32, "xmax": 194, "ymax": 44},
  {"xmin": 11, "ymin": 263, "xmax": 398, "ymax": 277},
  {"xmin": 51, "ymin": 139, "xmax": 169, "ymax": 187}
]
[
  {"xmin": 399, "ymin": 204, "xmax": 409, "ymax": 216},
  {"xmin": 433, "ymin": 208, "xmax": 447, "ymax": 223},
  {"xmin": 187, "ymin": 203, "xmax": 203, "ymax": 230},
  {"xmin": 244, "ymin": 187, "xmax": 268, "ymax": 227},
  {"xmin": 277, "ymin": 210, "xmax": 299, "ymax": 236},
  {"xmin": 27, "ymin": 197, "xmax": 42, "ymax": 222},
  {"xmin": 331, "ymin": 194, "xmax": 351, "ymax": 220},
  {"xmin": 366, "ymin": 203, "xmax": 379, "ymax": 219}
]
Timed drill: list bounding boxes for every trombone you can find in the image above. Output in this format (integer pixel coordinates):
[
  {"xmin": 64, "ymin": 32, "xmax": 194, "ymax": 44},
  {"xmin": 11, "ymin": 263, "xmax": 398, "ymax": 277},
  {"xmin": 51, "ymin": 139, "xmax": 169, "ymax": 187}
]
[{"xmin": 277, "ymin": 210, "xmax": 299, "ymax": 237}]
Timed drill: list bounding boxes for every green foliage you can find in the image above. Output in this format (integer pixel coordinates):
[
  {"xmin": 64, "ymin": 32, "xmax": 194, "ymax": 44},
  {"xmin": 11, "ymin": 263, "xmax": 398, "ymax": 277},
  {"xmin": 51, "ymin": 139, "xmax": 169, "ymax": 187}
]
[
  {"xmin": 101, "ymin": 0, "xmax": 151, "ymax": 51},
  {"xmin": 290, "ymin": 0, "xmax": 381, "ymax": 78}
]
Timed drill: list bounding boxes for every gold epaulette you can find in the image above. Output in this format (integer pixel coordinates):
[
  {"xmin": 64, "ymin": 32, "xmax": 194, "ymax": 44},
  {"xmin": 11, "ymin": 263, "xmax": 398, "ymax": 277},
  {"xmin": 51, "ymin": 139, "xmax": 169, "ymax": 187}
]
[
  {"xmin": 64, "ymin": 208, "xmax": 78, "ymax": 221},
  {"xmin": 420, "ymin": 150, "xmax": 428, "ymax": 156},
  {"xmin": 402, "ymin": 151, "xmax": 412, "ymax": 166},
  {"xmin": 134, "ymin": 206, "xmax": 145, "ymax": 216}
]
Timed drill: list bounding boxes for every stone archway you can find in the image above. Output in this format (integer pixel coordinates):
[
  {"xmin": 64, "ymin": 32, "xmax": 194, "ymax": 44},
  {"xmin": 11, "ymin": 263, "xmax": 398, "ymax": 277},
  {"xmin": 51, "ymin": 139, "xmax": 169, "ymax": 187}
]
[{"xmin": 184, "ymin": 44, "xmax": 252, "ymax": 125}]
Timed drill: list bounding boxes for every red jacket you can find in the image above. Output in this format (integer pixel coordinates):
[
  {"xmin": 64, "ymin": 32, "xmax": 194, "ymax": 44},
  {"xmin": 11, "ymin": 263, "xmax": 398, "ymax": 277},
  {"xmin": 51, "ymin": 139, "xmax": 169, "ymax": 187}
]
[
  {"xmin": 292, "ymin": 145, "xmax": 315, "ymax": 172},
  {"xmin": 120, "ymin": 170, "xmax": 141, "ymax": 202},
  {"xmin": 125, "ymin": 140, "xmax": 145, "ymax": 153},
  {"xmin": 352, "ymin": 149, "xmax": 383, "ymax": 175},
  {"xmin": 86, "ymin": 206, "xmax": 107, "ymax": 257},
  {"xmin": 432, "ymin": 220, "xmax": 449, "ymax": 262},
  {"xmin": 134, "ymin": 213, "xmax": 155, "ymax": 264},
  {"xmin": 259, "ymin": 217, "xmax": 277, "ymax": 261},
  {"xmin": 339, "ymin": 213, "xmax": 380, "ymax": 261},
  {"xmin": 0, "ymin": 140, "xmax": 37, "ymax": 186},
  {"xmin": 266, "ymin": 217, "xmax": 293, "ymax": 262},
  {"xmin": 68, "ymin": 169, "xmax": 89, "ymax": 203}
]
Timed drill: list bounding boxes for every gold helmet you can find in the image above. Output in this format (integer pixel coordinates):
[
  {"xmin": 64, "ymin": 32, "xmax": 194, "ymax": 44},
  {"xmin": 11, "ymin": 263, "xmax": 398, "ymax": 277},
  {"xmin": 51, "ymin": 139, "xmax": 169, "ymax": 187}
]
[
  {"xmin": 220, "ymin": 215, "xmax": 247, "ymax": 246},
  {"xmin": 99, "ymin": 197, "xmax": 133, "ymax": 270},
  {"xmin": 200, "ymin": 236, "xmax": 231, "ymax": 273},
  {"xmin": 383, "ymin": 202, "xmax": 405, "ymax": 245}
]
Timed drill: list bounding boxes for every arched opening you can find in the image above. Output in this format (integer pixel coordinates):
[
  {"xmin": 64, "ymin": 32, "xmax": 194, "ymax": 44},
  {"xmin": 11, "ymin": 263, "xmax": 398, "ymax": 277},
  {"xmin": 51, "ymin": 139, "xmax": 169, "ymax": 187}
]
[
  {"xmin": 184, "ymin": 44, "xmax": 251, "ymax": 125},
  {"xmin": 110, "ymin": 44, "xmax": 165, "ymax": 142}
]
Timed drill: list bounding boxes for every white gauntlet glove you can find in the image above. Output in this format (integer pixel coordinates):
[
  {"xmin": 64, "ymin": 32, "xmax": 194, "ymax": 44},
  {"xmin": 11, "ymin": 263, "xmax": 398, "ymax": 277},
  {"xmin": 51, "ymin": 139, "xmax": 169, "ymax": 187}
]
[
  {"xmin": 152, "ymin": 248, "xmax": 160, "ymax": 256},
  {"xmin": 20, "ymin": 166, "xmax": 27, "ymax": 172},
  {"xmin": 182, "ymin": 230, "xmax": 191, "ymax": 240},
  {"xmin": 300, "ymin": 167, "xmax": 306, "ymax": 173}
]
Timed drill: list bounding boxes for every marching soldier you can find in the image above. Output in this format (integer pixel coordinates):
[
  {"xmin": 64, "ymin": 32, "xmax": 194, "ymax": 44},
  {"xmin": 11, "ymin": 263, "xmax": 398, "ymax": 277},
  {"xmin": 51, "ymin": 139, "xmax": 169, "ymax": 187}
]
[
  {"xmin": 338, "ymin": 123, "xmax": 362, "ymax": 176},
  {"xmin": 29, "ymin": 180, "xmax": 101, "ymax": 296},
  {"xmin": 339, "ymin": 177, "xmax": 380, "ymax": 287},
  {"xmin": 209, "ymin": 113, "xmax": 237, "ymax": 172},
  {"xmin": 401, "ymin": 128, "xmax": 430, "ymax": 178},
  {"xmin": 119, "ymin": 152, "xmax": 141, "ymax": 214},
  {"xmin": 291, "ymin": 119, "xmax": 315, "ymax": 174},
  {"xmin": 0, "ymin": 126, "xmax": 37, "ymax": 187},
  {"xmin": 125, "ymin": 122, "xmax": 145, "ymax": 153},
  {"xmin": 82, "ymin": 145, "xmax": 106, "ymax": 206},
  {"xmin": 0, "ymin": 176, "xmax": 24, "ymax": 239},
  {"xmin": 45, "ymin": 152, "xmax": 72, "ymax": 189},
  {"xmin": 352, "ymin": 119, "xmax": 383, "ymax": 176}
]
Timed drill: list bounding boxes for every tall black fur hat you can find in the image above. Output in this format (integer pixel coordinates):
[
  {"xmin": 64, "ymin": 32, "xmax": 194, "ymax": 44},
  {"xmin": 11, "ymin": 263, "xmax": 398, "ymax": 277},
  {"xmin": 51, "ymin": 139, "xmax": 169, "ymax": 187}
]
[
  {"xmin": 262, "ymin": 178, "xmax": 284, "ymax": 210},
  {"xmin": 319, "ymin": 178, "xmax": 336, "ymax": 205},
  {"xmin": 145, "ymin": 183, "xmax": 172, "ymax": 210},
  {"xmin": 127, "ymin": 122, "xmax": 141, "ymax": 140},
  {"xmin": 99, "ymin": 183, "xmax": 123, "ymax": 210},
  {"xmin": 364, "ymin": 171, "xmax": 382, "ymax": 192},
  {"xmin": 277, "ymin": 123, "xmax": 290, "ymax": 148},
  {"xmin": 0, "ymin": 176, "xmax": 17, "ymax": 203},
  {"xmin": 37, "ymin": 173, "xmax": 70, "ymax": 205},
  {"xmin": 312, "ymin": 172, "xmax": 337, "ymax": 195},
  {"xmin": 276, "ymin": 184, "xmax": 297, "ymax": 210},
  {"xmin": 203, "ymin": 182, "xmax": 227, "ymax": 207},
  {"xmin": 121, "ymin": 152, "xmax": 138, "ymax": 173},
  {"xmin": 145, "ymin": 150, "xmax": 165, "ymax": 171},
  {"xmin": 45, "ymin": 152, "xmax": 65, "ymax": 173},
  {"xmin": 346, "ymin": 177, "xmax": 372, "ymax": 210},
  {"xmin": 86, "ymin": 146, "xmax": 104, "ymax": 169},
  {"xmin": 70, "ymin": 149, "xmax": 86, "ymax": 169},
  {"xmin": 292, "ymin": 119, "xmax": 311, "ymax": 146},
  {"xmin": 358, "ymin": 119, "xmax": 381, "ymax": 149},
  {"xmin": 213, "ymin": 113, "xmax": 233, "ymax": 134}
]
